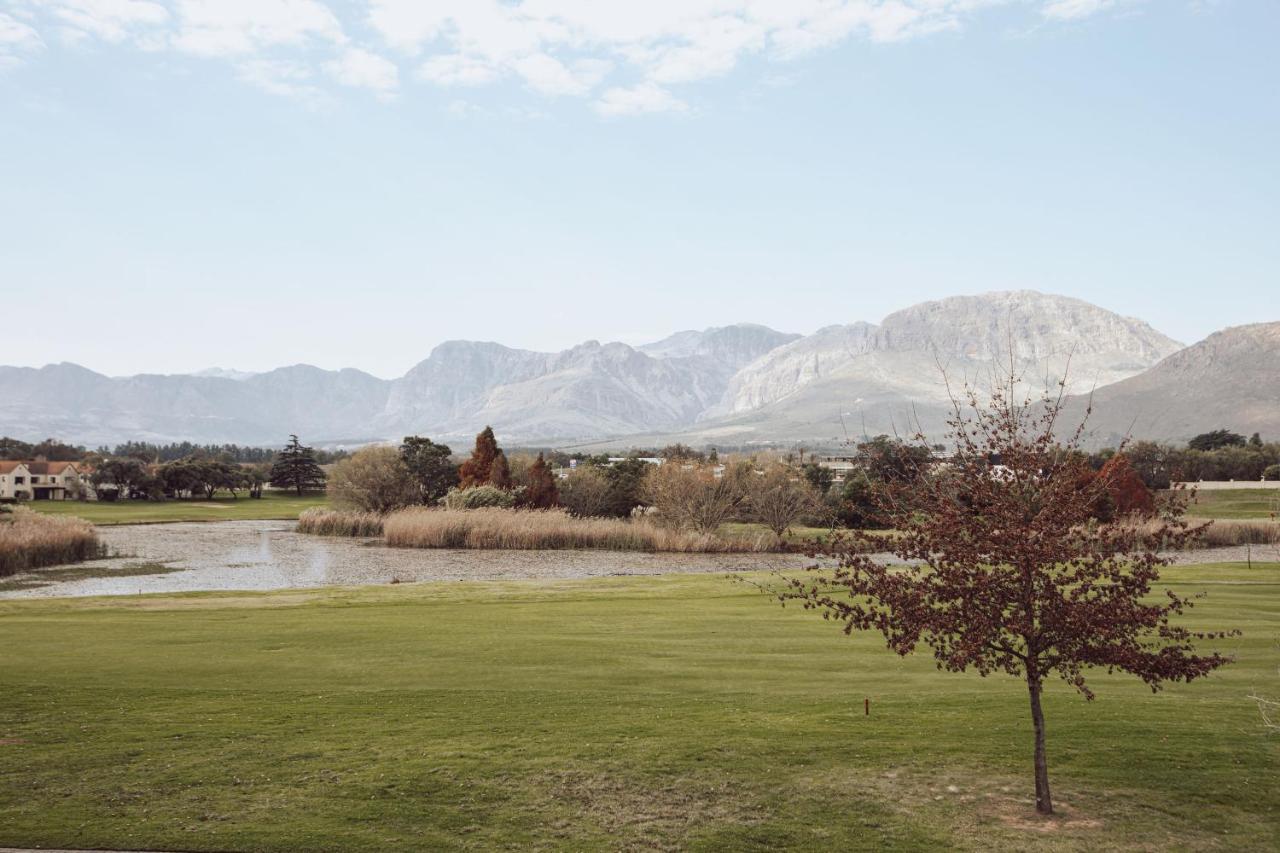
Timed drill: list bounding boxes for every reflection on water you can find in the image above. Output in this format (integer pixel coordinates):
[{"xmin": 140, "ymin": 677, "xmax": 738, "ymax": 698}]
[{"xmin": 1, "ymin": 520, "xmax": 812, "ymax": 599}]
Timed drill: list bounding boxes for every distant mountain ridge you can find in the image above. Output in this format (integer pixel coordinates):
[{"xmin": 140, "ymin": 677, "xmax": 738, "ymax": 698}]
[{"xmin": 1, "ymin": 292, "xmax": 1266, "ymax": 448}]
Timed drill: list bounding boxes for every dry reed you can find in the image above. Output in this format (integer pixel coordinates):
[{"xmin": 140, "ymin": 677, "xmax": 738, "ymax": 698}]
[
  {"xmin": 382, "ymin": 507, "xmax": 779, "ymax": 552},
  {"xmin": 296, "ymin": 507, "xmax": 385, "ymax": 537},
  {"xmin": 1115, "ymin": 517, "xmax": 1280, "ymax": 549},
  {"xmin": 0, "ymin": 508, "xmax": 102, "ymax": 576}
]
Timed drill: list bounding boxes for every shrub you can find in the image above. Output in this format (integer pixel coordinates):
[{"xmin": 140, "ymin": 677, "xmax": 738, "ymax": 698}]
[
  {"xmin": 441, "ymin": 485, "xmax": 518, "ymax": 510},
  {"xmin": 1264, "ymin": 464, "xmax": 1280, "ymax": 482},
  {"xmin": 0, "ymin": 508, "xmax": 101, "ymax": 576},
  {"xmin": 383, "ymin": 507, "xmax": 777, "ymax": 552},
  {"xmin": 328, "ymin": 446, "xmax": 420, "ymax": 513},
  {"xmin": 643, "ymin": 462, "xmax": 748, "ymax": 532},
  {"xmin": 296, "ymin": 507, "xmax": 385, "ymax": 537},
  {"xmin": 560, "ymin": 466, "xmax": 615, "ymax": 518}
]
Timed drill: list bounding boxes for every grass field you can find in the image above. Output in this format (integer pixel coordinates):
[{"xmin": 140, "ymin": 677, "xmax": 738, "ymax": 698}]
[
  {"xmin": 25, "ymin": 491, "xmax": 329, "ymax": 525},
  {"xmin": 1, "ymin": 564, "xmax": 1276, "ymax": 851},
  {"xmin": 1180, "ymin": 488, "xmax": 1280, "ymax": 520}
]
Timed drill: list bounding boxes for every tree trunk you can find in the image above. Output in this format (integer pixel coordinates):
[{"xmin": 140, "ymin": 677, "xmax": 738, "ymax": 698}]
[{"xmin": 1027, "ymin": 674, "xmax": 1053, "ymax": 815}]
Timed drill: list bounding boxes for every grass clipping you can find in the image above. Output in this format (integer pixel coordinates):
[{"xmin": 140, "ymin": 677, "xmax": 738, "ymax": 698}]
[
  {"xmin": 0, "ymin": 507, "xmax": 101, "ymax": 576},
  {"xmin": 301, "ymin": 506, "xmax": 778, "ymax": 552}
]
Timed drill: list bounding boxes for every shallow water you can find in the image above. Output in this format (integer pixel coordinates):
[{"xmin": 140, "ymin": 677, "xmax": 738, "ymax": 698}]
[{"xmin": 0, "ymin": 520, "xmax": 814, "ymax": 599}]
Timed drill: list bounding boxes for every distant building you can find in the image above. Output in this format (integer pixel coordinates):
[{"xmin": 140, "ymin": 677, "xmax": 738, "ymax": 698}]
[{"xmin": 0, "ymin": 460, "xmax": 86, "ymax": 501}]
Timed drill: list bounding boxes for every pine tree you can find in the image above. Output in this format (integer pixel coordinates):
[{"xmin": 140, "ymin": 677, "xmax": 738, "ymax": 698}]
[
  {"xmin": 269, "ymin": 435, "xmax": 327, "ymax": 496},
  {"xmin": 522, "ymin": 453, "xmax": 559, "ymax": 509},
  {"xmin": 489, "ymin": 450, "xmax": 512, "ymax": 489},
  {"xmin": 458, "ymin": 427, "xmax": 501, "ymax": 489}
]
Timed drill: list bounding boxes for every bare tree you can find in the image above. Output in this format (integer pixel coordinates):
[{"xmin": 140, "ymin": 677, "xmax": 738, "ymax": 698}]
[
  {"xmin": 745, "ymin": 463, "xmax": 823, "ymax": 538},
  {"xmin": 644, "ymin": 462, "xmax": 747, "ymax": 533}
]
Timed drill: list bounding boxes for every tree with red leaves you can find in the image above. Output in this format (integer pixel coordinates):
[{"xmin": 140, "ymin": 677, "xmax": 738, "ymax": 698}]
[
  {"xmin": 521, "ymin": 453, "xmax": 559, "ymax": 509},
  {"xmin": 1097, "ymin": 453, "xmax": 1154, "ymax": 517},
  {"xmin": 458, "ymin": 426, "xmax": 507, "ymax": 489},
  {"xmin": 777, "ymin": 379, "xmax": 1233, "ymax": 815}
]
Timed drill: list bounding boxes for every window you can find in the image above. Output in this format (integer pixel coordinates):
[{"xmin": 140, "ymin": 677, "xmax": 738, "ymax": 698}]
[
  {"xmin": 15, "ymin": 476, "xmax": 25, "ymax": 484},
  {"xmin": 50, "ymin": 476, "xmax": 58, "ymax": 483}
]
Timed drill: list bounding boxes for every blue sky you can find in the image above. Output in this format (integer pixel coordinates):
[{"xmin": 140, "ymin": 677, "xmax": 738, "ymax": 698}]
[{"xmin": 1, "ymin": 0, "xmax": 1277, "ymax": 378}]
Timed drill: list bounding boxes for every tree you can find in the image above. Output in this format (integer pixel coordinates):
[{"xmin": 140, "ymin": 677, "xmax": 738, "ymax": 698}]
[
  {"xmin": 644, "ymin": 461, "xmax": 747, "ymax": 533},
  {"xmin": 1265, "ymin": 464, "xmax": 1280, "ymax": 482},
  {"xmin": 269, "ymin": 435, "xmax": 327, "ymax": 496},
  {"xmin": 775, "ymin": 380, "xmax": 1233, "ymax": 815},
  {"xmin": 520, "ymin": 453, "xmax": 559, "ymax": 509},
  {"xmin": 1188, "ymin": 429, "xmax": 1246, "ymax": 452},
  {"xmin": 246, "ymin": 464, "xmax": 269, "ymax": 499},
  {"xmin": 328, "ymin": 447, "xmax": 419, "ymax": 513},
  {"xmin": 746, "ymin": 464, "xmax": 823, "ymax": 538},
  {"xmin": 489, "ymin": 451, "xmax": 512, "ymax": 490},
  {"xmin": 400, "ymin": 436, "xmax": 457, "ymax": 503},
  {"xmin": 801, "ymin": 462, "xmax": 834, "ymax": 496},
  {"xmin": 560, "ymin": 466, "xmax": 615, "ymax": 518},
  {"xmin": 90, "ymin": 458, "xmax": 152, "ymax": 501},
  {"xmin": 1248, "ymin": 432, "xmax": 1264, "ymax": 448},
  {"xmin": 856, "ymin": 435, "xmax": 933, "ymax": 483},
  {"xmin": 1096, "ymin": 453, "xmax": 1155, "ymax": 518},
  {"xmin": 459, "ymin": 427, "xmax": 504, "ymax": 489}
]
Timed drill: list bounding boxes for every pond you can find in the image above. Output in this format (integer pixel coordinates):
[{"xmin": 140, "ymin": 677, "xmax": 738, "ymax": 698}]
[{"xmin": 0, "ymin": 520, "xmax": 815, "ymax": 599}]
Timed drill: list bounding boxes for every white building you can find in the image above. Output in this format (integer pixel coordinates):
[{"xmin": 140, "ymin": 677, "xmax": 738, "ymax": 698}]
[{"xmin": 0, "ymin": 460, "xmax": 86, "ymax": 501}]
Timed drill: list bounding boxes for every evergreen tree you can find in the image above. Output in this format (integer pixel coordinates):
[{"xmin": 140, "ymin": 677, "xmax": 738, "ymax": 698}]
[
  {"xmin": 399, "ymin": 436, "xmax": 457, "ymax": 503},
  {"xmin": 522, "ymin": 453, "xmax": 559, "ymax": 509},
  {"xmin": 458, "ymin": 427, "xmax": 501, "ymax": 489},
  {"xmin": 269, "ymin": 435, "xmax": 327, "ymax": 496},
  {"xmin": 489, "ymin": 450, "xmax": 512, "ymax": 489}
]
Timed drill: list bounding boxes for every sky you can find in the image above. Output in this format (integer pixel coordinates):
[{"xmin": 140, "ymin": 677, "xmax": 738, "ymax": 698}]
[{"xmin": 1, "ymin": 0, "xmax": 1277, "ymax": 379}]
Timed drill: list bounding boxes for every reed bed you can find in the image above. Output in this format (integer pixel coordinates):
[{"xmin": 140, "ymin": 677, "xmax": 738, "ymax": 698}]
[
  {"xmin": 1197, "ymin": 519, "xmax": 1280, "ymax": 548},
  {"xmin": 0, "ymin": 508, "xmax": 102, "ymax": 576},
  {"xmin": 296, "ymin": 507, "xmax": 385, "ymax": 538},
  {"xmin": 382, "ymin": 507, "xmax": 779, "ymax": 553}
]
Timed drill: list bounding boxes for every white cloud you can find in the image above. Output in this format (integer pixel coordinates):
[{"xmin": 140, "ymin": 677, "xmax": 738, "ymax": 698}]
[
  {"xmin": 594, "ymin": 81, "xmax": 688, "ymax": 117},
  {"xmin": 171, "ymin": 0, "xmax": 345, "ymax": 56},
  {"xmin": 39, "ymin": 0, "xmax": 168, "ymax": 43},
  {"xmin": 419, "ymin": 53, "xmax": 500, "ymax": 86},
  {"xmin": 1, "ymin": 11, "xmax": 44, "ymax": 68},
  {"xmin": 1041, "ymin": 0, "xmax": 1116, "ymax": 21},
  {"xmin": 6, "ymin": 1, "xmax": 1144, "ymax": 108},
  {"xmin": 325, "ymin": 46, "xmax": 398, "ymax": 98}
]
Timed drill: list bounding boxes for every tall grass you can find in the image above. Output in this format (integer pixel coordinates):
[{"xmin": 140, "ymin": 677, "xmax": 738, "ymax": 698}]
[
  {"xmin": 0, "ymin": 508, "xmax": 102, "ymax": 576},
  {"xmin": 1198, "ymin": 519, "xmax": 1280, "ymax": 548},
  {"xmin": 296, "ymin": 507, "xmax": 385, "ymax": 537},
  {"xmin": 383, "ymin": 508, "xmax": 779, "ymax": 552}
]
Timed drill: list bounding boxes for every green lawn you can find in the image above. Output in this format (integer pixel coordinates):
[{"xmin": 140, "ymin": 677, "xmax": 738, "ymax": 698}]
[
  {"xmin": 1, "ymin": 565, "xmax": 1277, "ymax": 851},
  {"xmin": 25, "ymin": 490, "xmax": 328, "ymax": 525},
  {"xmin": 1178, "ymin": 488, "xmax": 1280, "ymax": 520}
]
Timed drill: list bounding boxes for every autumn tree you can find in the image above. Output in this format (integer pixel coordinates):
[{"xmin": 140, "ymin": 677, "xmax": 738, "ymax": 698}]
[
  {"xmin": 458, "ymin": 427, "xmax": 511, "ymax": 489},
  {"xmin": 773, "ymin": 380, "xmax": 1233, "ymax": 815},
  {"xmin": 520, "ymin": 453, "xmax": 559, "ymax": 509},
  {"xmin": 1096, "ymin": 453, "xmax": 1154, "ymax": 518},
  {"xmin": 269, "ymin": 435, "xmax": 327, "ymax": 496}
]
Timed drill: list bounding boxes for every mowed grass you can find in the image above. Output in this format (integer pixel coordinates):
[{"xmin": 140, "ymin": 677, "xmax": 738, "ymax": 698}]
[
  {"xmin": 0, "ymin": 565, "xmax": 1277, "ymax": 851},
  {"xmin": 26, "ymin": 490, "xmax": 329, "ymax": 525},
  {"xmin": 1179, "ymin": 488, "xmax": 1280, "ymax": 520}
]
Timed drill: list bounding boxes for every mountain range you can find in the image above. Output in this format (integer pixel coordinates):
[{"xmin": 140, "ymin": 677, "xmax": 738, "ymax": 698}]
[{"xmin": 0, "ymin": 291, "xmax": 1274, "ymax": 449}]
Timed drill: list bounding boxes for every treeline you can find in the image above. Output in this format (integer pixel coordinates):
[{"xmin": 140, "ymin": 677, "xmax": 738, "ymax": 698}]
[
  {"xmin": 1108, "ymin": 431, "xmax": 1279, "ymax": 488},
  {"xmin": 0, "ymin": 436, "xmax": 349, "ymax": 465}
]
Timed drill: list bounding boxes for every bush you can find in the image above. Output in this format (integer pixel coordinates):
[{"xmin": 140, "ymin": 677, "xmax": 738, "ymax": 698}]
[
  {"xmin": 0, "ymin": 508, "xmax": 101, "ymax": 576},
  {"xmin": 328, "ymin": 446, "xmax": 420, "ymax": 513},
  {"xmin": 296, "ymin": 508, "xmax": 385, "ymax": 537},
  {"xmin": 643, "ymin": 462, "xmax": 748, "ymax": 532},
  {"xmin": 383, "ymin": 507, "xmax": 777, "ymax": 552},
  {"xmin": 559, "ymin": 466, "xmax": 615, "ymax": 518},
  {"xmin": 440, "ymin": 485, "xmax": 519, "ymax": 510},
  {"xmin": 1264, "ymin": 464, "xmax": 1280, "ymax": 482}
]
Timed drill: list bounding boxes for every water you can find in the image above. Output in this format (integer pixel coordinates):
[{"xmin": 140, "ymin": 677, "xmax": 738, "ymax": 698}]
[{"xmin": 0, "ymin": 520, "xmax": 814, "ymax": 599}]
